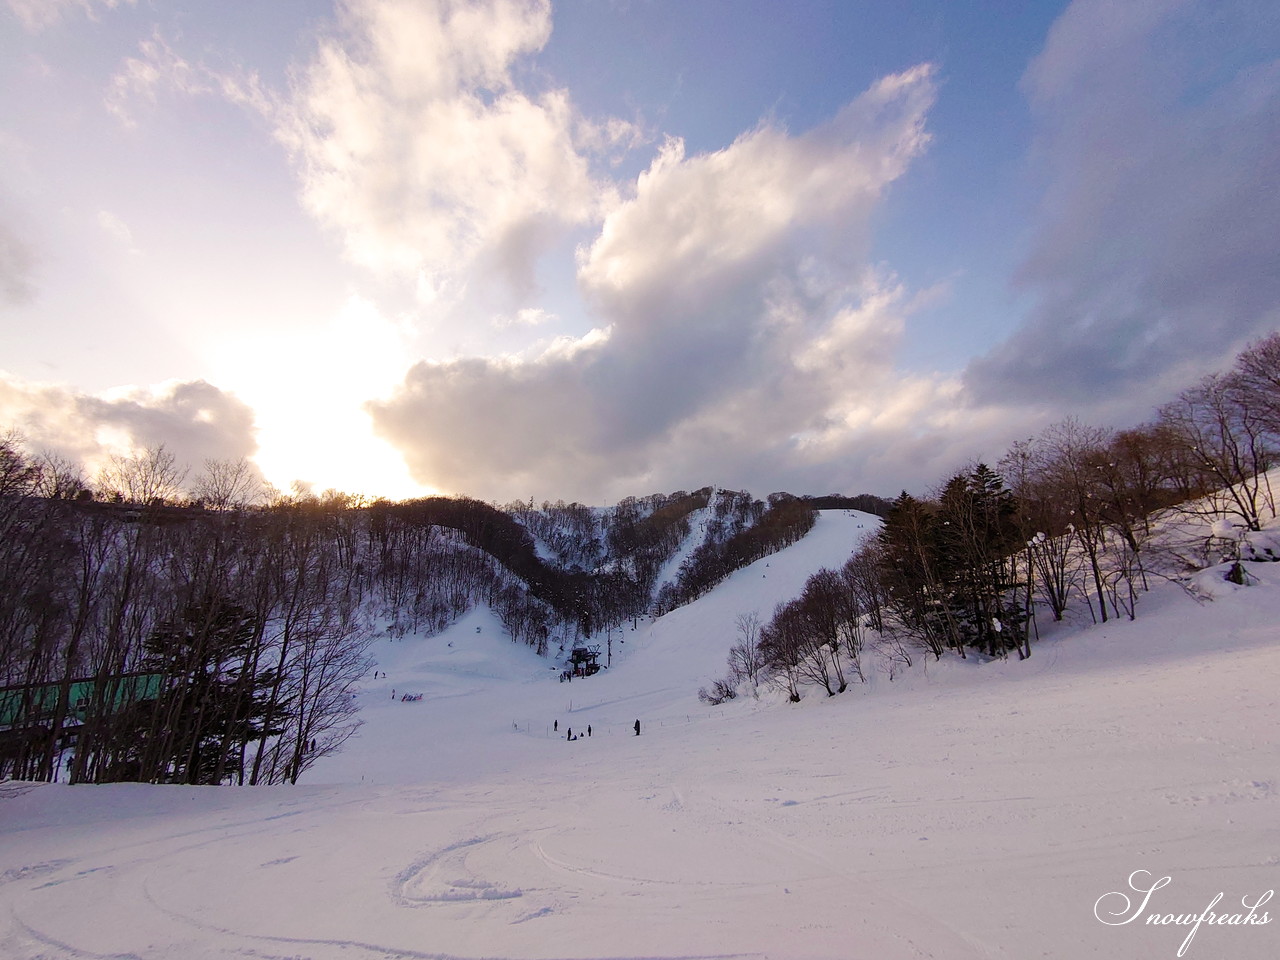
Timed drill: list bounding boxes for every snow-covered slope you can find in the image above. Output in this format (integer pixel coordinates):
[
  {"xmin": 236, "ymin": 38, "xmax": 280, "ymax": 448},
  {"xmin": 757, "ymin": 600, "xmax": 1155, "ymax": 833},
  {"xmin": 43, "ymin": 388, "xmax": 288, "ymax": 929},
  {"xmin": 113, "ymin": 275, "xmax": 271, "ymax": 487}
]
[
  {"xmin": 646, "ymin": 489, "xmax": 715, "ymax": 599},
  {"xmin": 2, "ymin": 510, "xmax": 1278, "ymax": 960},
  {"xmin": 310, "ymin": 508, "xmax": 879, "ymax": 785}
]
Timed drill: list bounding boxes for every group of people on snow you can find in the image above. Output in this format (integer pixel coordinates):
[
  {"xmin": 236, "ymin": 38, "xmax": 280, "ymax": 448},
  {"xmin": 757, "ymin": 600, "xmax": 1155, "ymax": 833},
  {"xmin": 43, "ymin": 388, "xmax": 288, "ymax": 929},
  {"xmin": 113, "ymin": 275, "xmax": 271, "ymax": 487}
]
[{"xmin": 552, "ymin": 718, "xmax": 641, "ymax": 740}]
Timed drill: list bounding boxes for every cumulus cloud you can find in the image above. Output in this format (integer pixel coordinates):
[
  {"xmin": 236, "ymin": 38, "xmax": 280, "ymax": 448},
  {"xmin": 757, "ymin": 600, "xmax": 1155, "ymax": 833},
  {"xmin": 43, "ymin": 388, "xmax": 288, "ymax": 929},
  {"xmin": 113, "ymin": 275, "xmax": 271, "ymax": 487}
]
[
  {"xmin": 275, "ymin": 0, "xmax": 624, "ymax": 302},
  {"xmin": 107, "ymin": 0, "xmax": 609, "ymax": 299},
  {"xmin": 101, "ymin": 1, "xmax": 1264, "ymax": 504},
  {"xmin": 965, "ymin": 0, "xmax": 1280, "ymax": 405},
  {"xmin": 579, "ymin": 66, "xmax": 935, "ymax": 314},
  {"xmin": 370, "ymin": 66, "xmax": 946, "ymax": 501},
  {"xmin": 0, "ymin": 374, "xmax": 259, "ymax": 482}
]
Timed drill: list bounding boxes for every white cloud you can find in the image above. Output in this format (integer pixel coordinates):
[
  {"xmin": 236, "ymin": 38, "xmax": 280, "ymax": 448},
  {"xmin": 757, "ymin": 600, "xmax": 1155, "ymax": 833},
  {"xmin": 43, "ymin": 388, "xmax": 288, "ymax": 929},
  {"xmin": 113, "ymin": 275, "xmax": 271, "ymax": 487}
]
[
  {"xmin": 370, "ymin": 66, "xmax": 950, "ymax": 501},
  {"xmin": 6, "ymin": 0, "xmax": 134, "ymax": 32},
  {"xmin": 106, "ymin": 30, "xmax": 270, "ymax": 128},
  {"xmin": 78, "ymin": 4, "xmax": 1122, "ymax": 504},
  {"xmin": 965, "ymin": 0, "xmax": 1280, "ymax": 405},
  {"xmin": 578, "ymin": 65, "xmax": 936, "ymax": 314},
  {"xmin": 0, "ymin": 373, "xmax": 259, "ymax": 481},
  {"xmin": 275, "ymin": 0, "xmax": 616, "ymax": 302},
  {"xmin": 106, "ymin": 32, "xmax": 199, "ymax": 125},
  {"xmin": 494, "ymin": 306, "xmax": 556, "ymax": 328}
]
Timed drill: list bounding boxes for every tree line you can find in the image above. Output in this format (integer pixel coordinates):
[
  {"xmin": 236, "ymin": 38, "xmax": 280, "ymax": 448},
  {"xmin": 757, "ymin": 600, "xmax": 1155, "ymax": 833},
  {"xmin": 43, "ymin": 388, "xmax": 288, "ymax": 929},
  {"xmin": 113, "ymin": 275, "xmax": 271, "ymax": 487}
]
[
  {"xmin": 0, "ymin": 453, "xmax": 372, "ymax": 785},
  {"xmin": 0, "ymin": 453, "xmax": 843, "ymax": 784},
  {"xmin": 655, "ymin": 492, "xmax": 814, "ymax": 615},
  {"xmin": 705, "ymin": 332, "xmax": 1280, "ymax": 704}
]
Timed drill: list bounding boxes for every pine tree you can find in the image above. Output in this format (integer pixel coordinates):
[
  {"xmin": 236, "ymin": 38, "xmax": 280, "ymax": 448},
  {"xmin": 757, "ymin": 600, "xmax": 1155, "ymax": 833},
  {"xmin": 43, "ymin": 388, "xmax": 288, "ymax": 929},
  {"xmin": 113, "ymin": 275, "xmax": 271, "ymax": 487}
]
[{"xmin": 110, "ymin": 596, "xmax": 286, "ymax": 784}]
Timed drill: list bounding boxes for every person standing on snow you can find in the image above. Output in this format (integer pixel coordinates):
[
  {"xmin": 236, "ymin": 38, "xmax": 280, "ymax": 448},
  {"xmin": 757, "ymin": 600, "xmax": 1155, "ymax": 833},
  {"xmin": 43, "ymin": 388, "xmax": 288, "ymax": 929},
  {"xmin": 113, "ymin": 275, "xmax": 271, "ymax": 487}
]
[{"xmin": 634, "ymin": 719, "xmax": 640, "ymax": 736}]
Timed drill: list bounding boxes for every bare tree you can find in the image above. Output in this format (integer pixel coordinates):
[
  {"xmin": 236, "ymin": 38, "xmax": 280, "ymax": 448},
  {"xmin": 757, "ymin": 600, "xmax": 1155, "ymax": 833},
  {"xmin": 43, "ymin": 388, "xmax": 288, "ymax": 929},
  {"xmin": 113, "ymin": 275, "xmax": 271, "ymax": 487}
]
[
  {"xmin": 1036, "ymin": 420, "xmax": 1113, "ymax": 623},
  {"xmin": 842, "ymin": 544, "xmax": 887, "ymax": 634},
  {"xmin": 726, "ymin": 611, "xmax": 764, "ymax": 693},
  {"xmin": 1159, "ymin": 373, "xmax": 1272, "ymax": 531},
  {"xmin": 1001, "ymin": 439, "xmax": 1080, "ymax": 623},
  {"xmin": 1234, "ymin": 331, "xmax": 1280, "ymax": 438},
  {"xmin": 758, "ymin": 602, "xmax": 803, "ymax": 702},
  {"xmin": 35, "ymin": 452, "xmax": 88, "ymax": 500},
  {"xmin": 193, "ymin": 457, "xmax": 264, "ymax": 511},
  {"xmin": 96, "ymin": 445, "xmax": 188, "ymax": 505}
]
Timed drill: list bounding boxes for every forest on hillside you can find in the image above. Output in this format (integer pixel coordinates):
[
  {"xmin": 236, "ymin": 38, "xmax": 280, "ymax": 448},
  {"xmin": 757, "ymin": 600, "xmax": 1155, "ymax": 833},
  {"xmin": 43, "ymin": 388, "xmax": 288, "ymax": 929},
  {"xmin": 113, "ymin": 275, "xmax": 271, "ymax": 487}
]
[
  {"xmin": 0, "ymin": 455, "xmax": 827, "ymax": 785},
  {"xmin": 701, "ymin": 334, "xmax": 1280, "ymax": 705},
  {"xmin": 3, "ymin": 332, "xmax": 1277, "ymax": 785}
]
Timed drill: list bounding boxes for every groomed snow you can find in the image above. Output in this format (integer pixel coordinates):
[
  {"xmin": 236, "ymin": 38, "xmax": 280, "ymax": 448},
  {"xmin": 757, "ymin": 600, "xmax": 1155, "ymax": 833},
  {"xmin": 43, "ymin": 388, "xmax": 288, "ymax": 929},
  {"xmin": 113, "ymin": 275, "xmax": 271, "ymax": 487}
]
[{"xmin": 2, "ymin": 509, "xmax": 1278, "ymax": 959}]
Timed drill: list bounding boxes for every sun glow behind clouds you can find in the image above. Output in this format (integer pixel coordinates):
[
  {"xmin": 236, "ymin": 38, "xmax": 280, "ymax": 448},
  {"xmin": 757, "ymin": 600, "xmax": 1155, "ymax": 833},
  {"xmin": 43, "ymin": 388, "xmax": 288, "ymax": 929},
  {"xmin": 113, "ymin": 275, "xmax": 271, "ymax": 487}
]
[
  {"xmin": 3, "ymin": 0, "xmax": 1274, "ymax": 502},
  {"xmin": 212, "ymin": 294, "xmax": 432, "ymax": 500}
]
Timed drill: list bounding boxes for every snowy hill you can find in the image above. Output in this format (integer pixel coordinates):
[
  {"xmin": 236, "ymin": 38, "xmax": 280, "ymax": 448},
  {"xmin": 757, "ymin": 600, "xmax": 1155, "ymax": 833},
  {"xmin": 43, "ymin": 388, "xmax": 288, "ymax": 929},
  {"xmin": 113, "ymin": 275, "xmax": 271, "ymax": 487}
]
[
  {"xmin": 2, "ymin": 509, "xmax": 1279, "ymax": 959},
  {"xmin": 307, "ymin": 508, "xmax": 880, "ymax": 786}
]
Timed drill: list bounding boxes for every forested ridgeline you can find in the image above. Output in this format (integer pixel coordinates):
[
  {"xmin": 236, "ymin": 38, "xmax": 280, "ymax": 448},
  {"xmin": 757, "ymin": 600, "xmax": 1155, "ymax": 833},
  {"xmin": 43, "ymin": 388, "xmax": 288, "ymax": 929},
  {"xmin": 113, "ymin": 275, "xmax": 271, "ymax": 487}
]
[
  {"xmin": 0, "ymin": 487, "xmax": 376, "ymax": 786},
  {"xmin": 0, "ymin": 452, "xmax": 864, "ymax": 785},
  {"xmin": 705, "ymin": 333, "xmax": 1280, "ymax": 705},
  {"xmin": 654, "ymin": 492, "xmax": 818, "ymax": 615},
  {"xmin": 505, "ymin": 487, "xmax": 714, "ymax": 614},
  {"xmin": 0, "ymin": 478, "xmax": 641, "ymax": 785},
  {"xmin": 507, "ymin": 487, "xmax": 848, "ymax": 621}
]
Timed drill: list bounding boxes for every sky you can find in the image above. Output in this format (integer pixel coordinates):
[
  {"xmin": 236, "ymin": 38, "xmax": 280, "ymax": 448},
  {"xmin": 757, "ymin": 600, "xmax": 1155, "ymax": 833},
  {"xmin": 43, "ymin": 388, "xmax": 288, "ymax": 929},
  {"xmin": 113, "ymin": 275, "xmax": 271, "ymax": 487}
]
[{"xmin": 1, "ymin": 0, "xmax": 1277, "ymax": 504}]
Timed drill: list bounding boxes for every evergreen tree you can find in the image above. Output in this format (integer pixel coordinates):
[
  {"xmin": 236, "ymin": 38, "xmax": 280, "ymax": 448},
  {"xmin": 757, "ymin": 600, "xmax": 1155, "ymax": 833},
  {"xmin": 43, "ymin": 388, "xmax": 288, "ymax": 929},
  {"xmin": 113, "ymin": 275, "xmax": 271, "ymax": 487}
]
[
  {"xmin": 111, "ymin": 596, "xmax": 286, "ymax": 784},
  {"xmin": 878, "ymin": 470, "xmax": 1027, "ymax": 659}
]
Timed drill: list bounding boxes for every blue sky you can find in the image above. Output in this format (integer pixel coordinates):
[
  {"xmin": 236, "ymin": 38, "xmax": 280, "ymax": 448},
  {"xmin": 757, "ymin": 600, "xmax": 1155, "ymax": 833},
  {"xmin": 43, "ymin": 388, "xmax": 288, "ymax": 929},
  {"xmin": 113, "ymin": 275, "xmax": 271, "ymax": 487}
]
[{"xmin": 1, "ymin": 0, "xmax": 1276, "ymax": 503}]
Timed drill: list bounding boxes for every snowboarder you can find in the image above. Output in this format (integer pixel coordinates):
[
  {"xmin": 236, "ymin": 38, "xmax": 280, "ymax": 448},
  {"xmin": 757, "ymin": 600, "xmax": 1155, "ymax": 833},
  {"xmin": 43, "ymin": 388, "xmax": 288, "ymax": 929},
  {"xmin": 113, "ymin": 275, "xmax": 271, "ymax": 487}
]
[
  {"xmin": 634, "ymin": 719, "xmax": 640, "ymax": 736},
  {"xmin": 587, "ymin": 725, "xmax": 592, "ymax": 737},
  {"xmin": 567, "ymin": 727, "xmax": 572, "ymax": 740},
  {"xmin": 554, "ymin": 720, "xmax": 558, "ymax": 732}
]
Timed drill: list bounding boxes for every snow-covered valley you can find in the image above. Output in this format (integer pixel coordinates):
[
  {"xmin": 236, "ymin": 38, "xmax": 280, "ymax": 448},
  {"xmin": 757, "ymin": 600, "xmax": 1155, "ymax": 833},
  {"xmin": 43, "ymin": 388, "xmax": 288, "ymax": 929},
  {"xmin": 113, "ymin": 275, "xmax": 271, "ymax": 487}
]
[{"xmin": 2, "ymin": 510, "xmax": 1278, "ymax": 959}]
